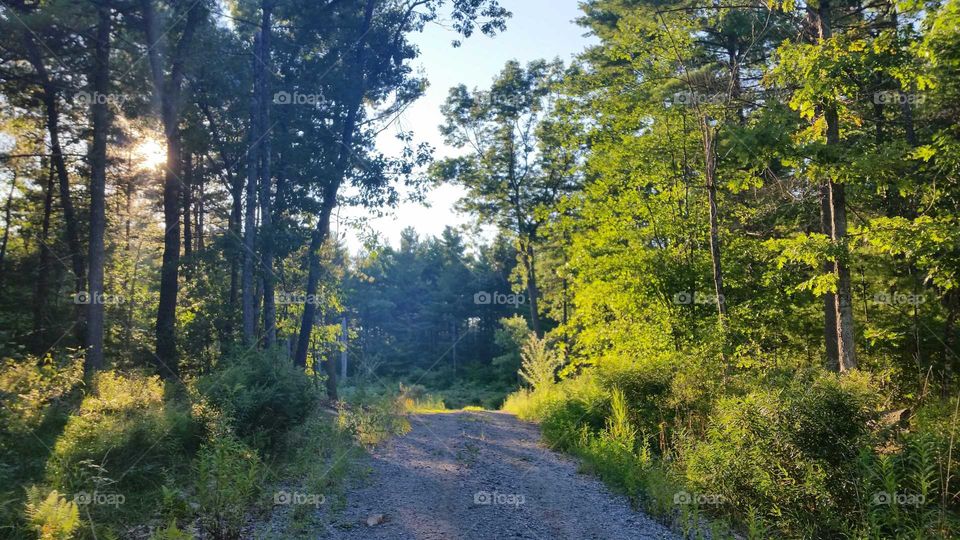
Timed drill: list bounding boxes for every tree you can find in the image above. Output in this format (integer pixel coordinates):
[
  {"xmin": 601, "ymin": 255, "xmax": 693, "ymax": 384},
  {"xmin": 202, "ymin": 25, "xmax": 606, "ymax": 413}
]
[
  {"xmin": 85, "ymin": 0, "xmax": 112, "ymax": 375},
  {"xmin": 140, "ymin": 0, "xmax": 208, "ymax": 377},
  {"xmin": 434, "ymin": 59, "xmax": 574, "ymax": 337}
]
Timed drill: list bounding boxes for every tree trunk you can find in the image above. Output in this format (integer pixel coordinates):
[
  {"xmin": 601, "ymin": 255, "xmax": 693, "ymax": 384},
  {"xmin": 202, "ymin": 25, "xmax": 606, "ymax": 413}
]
[
  {"xmin": 522, "ymin": 240, "xmax": 543, "ymax": 337},
  {"xmin": 143, "ymin": 0, "xmax": 204, "ymax": 377},
  {"xmin": 816, "ymin": 0, "xmax": 856, "ymax": 372},
  {"xmin": 820, "ymin": 180, "xmax": 840, "ymax": 370},
  {"xmin": 85, "ymin": 2, "xmax": 112, "ymax": 375},
  {"xmin": 33, "ymin": 162, "xmax": 55, "ymax": 354},
  {"xmin": 196, "ymin": 155, "xmax": 205, "ymax": 250},
  {"xmin": 182, "ymin": 152, "xmax": 193, "ymax": 258},
  {"xmin": 24, "ymin": 35, "xmax": 85, "ymax": 298},
  {"xmin": 293, "ymin": 0, "xmax": 375, "ymax": 397},
  {"xmin": 242, "ymin": 32, "xmax": 262, "ymax": 346},
  {"xmin": 294, "ymin": 201, "xmax": 334, "ymax": 368},
  {"xmin": 340, "ymin": 316, "xmax": 348, "ymax": 380},
  {"xmin": 702, "ymin": 121, "xmax": 726, "ymax": 319},
  {"xmin": 258, "ymin": 4, "xmax": 276, "ymax": 348},
  {"xmin": 0, "ymin": 172, "xmax": 15, "ymax": 287}
]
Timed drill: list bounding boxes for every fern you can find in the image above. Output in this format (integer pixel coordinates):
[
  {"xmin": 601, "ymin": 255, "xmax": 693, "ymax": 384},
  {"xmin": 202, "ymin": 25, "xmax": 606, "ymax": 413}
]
[{"xmin": 24, "ymin": 487, "xmax": 80, "ymax": 540}]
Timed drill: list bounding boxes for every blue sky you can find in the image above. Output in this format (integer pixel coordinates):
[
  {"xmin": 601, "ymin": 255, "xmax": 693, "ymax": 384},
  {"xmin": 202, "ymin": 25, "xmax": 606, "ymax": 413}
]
[{"xmin": 339, "ymin": 0, "xmax": 595, "ymax": 252}]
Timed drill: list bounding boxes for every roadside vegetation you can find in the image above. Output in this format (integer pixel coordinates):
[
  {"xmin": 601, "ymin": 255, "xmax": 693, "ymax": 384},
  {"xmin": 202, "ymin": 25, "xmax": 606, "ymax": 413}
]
[{"xmin": 1, "ymin": 0, "xmax": 960, "ymax": 538}]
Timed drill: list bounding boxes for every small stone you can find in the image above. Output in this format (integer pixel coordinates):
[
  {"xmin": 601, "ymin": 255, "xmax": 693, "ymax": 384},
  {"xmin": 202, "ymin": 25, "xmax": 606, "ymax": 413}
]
[{"xmin": 366, "ymin": 513, "xmax": 386, "ymax": 527}]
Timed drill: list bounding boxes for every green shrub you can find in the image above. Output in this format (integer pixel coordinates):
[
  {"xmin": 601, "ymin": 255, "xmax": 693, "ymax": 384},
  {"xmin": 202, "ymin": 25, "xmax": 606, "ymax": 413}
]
[
  {"xmin": 198, "ymin": 349, "xmax": 318, "ymax": 449},
  {"xmin": 684, "ymin": 371, "xmax": 877, "ymax": 537},
  {"xmin": 196, "ymin": 435, "xmax": 261, "ymax": 540},
  {"xmin": 337, "ymin": 395, "xmax": 410, "ymax": 446},
  {"xmin": 519, "ymin": 334, "xmax": 562, "ymax": 390},
  {"xmin": 0, "ymin": 355, "xmax": 82, "ymax": 535},
  {"xmin": 597, "ymin": 358, "xmax": 674, "ymax": 453},
  {"xmin": 44, "ymin": 371, "xmax": 201, "ymax": 524}
]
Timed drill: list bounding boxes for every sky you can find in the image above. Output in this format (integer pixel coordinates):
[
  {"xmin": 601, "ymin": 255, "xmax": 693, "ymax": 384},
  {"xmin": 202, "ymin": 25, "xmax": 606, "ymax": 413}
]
[{"xmin": 337, "ymin": 0, "xmax": 596, "ymax": 253}]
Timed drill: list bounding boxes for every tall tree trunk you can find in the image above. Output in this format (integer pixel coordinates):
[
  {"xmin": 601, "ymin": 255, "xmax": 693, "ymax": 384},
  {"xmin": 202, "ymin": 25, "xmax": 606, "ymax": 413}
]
[
  {"xmin": 258, "ymin": 4, "xmax": 276, "ymax": 348},
  {"xmin": 293, "ymin": 0, "xmax": 375, "ymax": 397},
  {"xmin": 340, "ymin": 316, "xmax": 348, "ymax": 380},
  {"xmin": 24, "ymin": 35, "xmax": 86, "ymax": 348},
  {"xmin": 33, "ymin": 162, "xmax": 55, "ymax": 354},
  {"xmin": 820, "ymin": 180, "xmax": 840, "ymax": 370},
  {"xmin": 24, "ymin": 35, "xmax": 85, "ymax": 297},
  {"xmin": 702, "ymin": 121, "xmax": 726, "ymax": 319},
  {"xmin": 522, "ymin": 240, "xmax": 543, "ymax": 337},
  {"xmin": 85, "ymin": 2, "xmax": 112, "ymax": 375},
  {"xmin": 816, "ymin": 0, "xmax": 856, "ymax": 372},
  {"xmin": 0, "ymin": 172, "xmax": 15, "ymax": 287},
  {"xmin": 242, "ymin": 32, "xmax": 262, "ymax": 346},
  {"xmin": 196, "ymin": 155, "xmax": 205, "ymax": 250},
  {"xmin": 143, "ymin": 0, "xmax": 204, "ymax": 377},
  {"xmin": 182, "ymin": 152, "xmax": 193, "ymax": 258},
  {"xmin": 294, "ymin": 199, "xmax": 334, "ymax": 368}
]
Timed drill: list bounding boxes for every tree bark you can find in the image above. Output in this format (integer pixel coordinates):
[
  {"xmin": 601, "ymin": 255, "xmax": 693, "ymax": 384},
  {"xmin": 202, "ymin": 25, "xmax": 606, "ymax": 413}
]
[
  {"xmin": 24, "ymin": 35, "xmax": 86, "ymax": 335},
  {"xmin": 33, "ymin": 162, "xmax": 55, "ymax": 354},
  {"xmin": 522, "ymin": 240, "xmax": 543, "ymax": 337},
  {"xmin": 85, "ymin": 2, "xmax": 112, "ymax": 375},
  {"xmin": 702, "ymin": 121, "xmax": 726, "ymax": 319},
  {"xmin": 815, "ymin": 0, "xmax": 856, "ymax": 372},
  {"xmin": 0, "ymin": 173, "xmax": 15, "ymax": 287},
  {"xmin": 182, "ymin": 152, "xmax": 193, "ymax": 258},
  {"xmin": 258, "ymin": 4, "xmax": 276, "ymax": 348},
  {"xmin": 820, "ymin": 180, "xmax": 840, "ymax": 370},
  {"xmin": 242, "ymin": 32, "xmax": 262, "ymax": 346},
  {"xmin": 143, "ymin": 0, "xmax": 204, "ymax": 377}
]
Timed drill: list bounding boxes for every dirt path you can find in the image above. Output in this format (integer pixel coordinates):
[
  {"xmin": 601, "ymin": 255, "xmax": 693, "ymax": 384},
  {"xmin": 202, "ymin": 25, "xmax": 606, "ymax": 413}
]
[{"xmin": 325, "ymin": 410, "xmax": 678, "ymax": 540}]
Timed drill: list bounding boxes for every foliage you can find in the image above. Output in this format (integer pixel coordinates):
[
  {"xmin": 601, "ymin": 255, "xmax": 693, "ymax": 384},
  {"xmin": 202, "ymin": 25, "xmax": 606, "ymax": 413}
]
[
  {"xmin": 23, "ymin": 488, "xmax": 79, "ymax": 540},
  {"xmin": 196, "ymin": 435, "xmax": 261, "ymax": 540},
  {"xmin": 518, "ymin": 334, "xmax": 561, "ymax": 390},
  {"xmin": 44, "ymin": 371, "xmax": 201, "ymax": 522},
  {"xmin": 197, "ymin": 349, "xmax": 318, "ymax": 449}
]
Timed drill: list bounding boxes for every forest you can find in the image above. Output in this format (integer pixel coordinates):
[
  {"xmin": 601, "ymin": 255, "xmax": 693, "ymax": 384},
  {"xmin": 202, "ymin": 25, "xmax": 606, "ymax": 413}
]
[{"xmin": 0, "ymin": 0, "xmax": 959, "ymax": 538}]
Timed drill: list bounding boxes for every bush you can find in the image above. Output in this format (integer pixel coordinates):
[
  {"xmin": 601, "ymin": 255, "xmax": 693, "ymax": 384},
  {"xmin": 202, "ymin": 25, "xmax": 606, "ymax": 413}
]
[
  {"xmin": 597, "ymin": 358, "xmax": 675, "ymax": 453},
  {"xmin": 44, "ymin": 371, "xmax": 202, "ymax": 523},
  {"xmin": 0, "ymin": 355, "xmax": 82, "ymax": 535},
  {"xmin": 337, "ymin": 395, "xmax": 410, "ymax": 446},
  {"xmin": 684, "ymin": 371, "xmax": 877, "ymax": 537},
  {"xmin": 196, "ymin": 435, "xmax": 261, "ymax": 540},
  {"xmin": 519, "ymin": 334, "xmax": 562, "ymax": 390},
  {"xmin": 198, "ymin": 349, "xmax": 318, "ymax": 449}
]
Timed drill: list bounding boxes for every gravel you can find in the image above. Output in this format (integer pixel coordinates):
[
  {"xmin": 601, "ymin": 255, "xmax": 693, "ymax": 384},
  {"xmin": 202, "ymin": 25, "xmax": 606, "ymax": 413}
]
[{"xmin": 321, "ymin": 410, "xmax": 680, "ymax": 540}]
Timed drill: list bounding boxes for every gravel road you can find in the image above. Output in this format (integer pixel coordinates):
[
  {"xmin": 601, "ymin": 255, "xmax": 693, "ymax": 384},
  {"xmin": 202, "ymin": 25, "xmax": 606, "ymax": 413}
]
[{"xmin": 327, "ymin": 410, "xmax": 679, "ymax": 540}]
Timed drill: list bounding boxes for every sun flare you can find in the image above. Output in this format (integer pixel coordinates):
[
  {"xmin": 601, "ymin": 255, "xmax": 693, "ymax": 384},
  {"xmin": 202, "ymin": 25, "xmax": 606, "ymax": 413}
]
[{"xmin": 133, "ymin": 138, "xmax": 166, "ymax": 170}]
